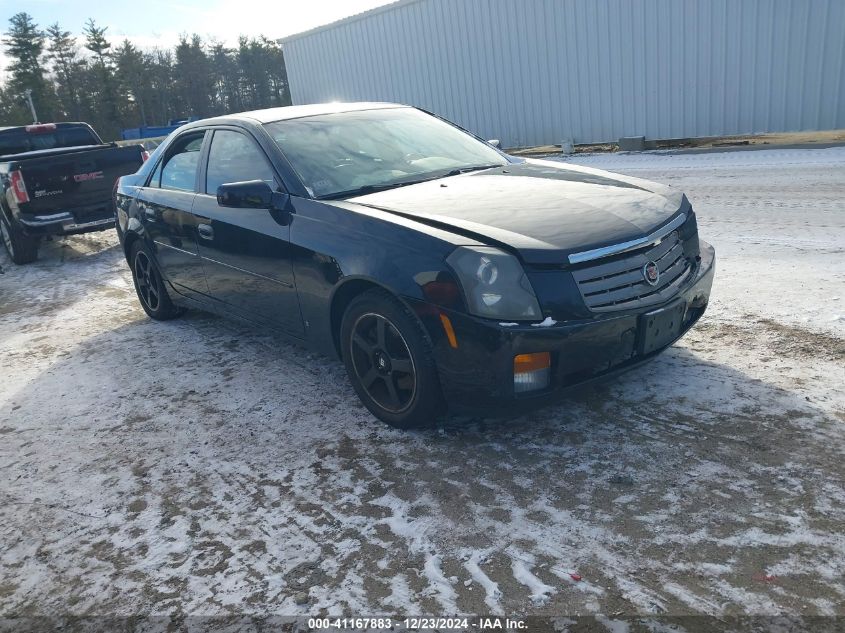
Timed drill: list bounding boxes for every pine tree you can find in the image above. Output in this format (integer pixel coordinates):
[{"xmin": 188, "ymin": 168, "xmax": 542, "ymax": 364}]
[
  {"xmin": 45, "ymin": 23, "xmax": 83, "ymax": 120},
  {"xmin": 115, "ymin": 40, "xmax": 151, "ymax": 127},
  {"xmin": 82, "ymin": 18, "xmax": 110, "ymax": 60},
  {"xmin": 174, "ymin": 35, "xmax": 213, "ymax": 118},
  {"xmin": 0, "ymin": 84, "xmax": 29, "ymax": 124},
  {"xmin": 1, "ymin": 16, "xmax": 294, "ymax": 137},
  {"xmin": 263, "ymin": 37, "xmax": 291, "ymax": 107},
  {"xmin": 209, "ymin": 41, "xmax": 240, "ymax": 114},
  {"xmin": 2, "ymin": 12, "xmax": 56, "ymax": 122},
  {"xmin": 148, "ymin": 48, "xmax": 176, "ymax": 124},
  {"xmin": 82, "ymin": 18, "xmax": 121, "ymax": 138}
]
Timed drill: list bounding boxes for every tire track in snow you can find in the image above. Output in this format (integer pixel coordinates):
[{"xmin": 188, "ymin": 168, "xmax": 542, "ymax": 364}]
[
  {"xmin": 507, "ymin": 549, "xmax": 555, "ymax": 605},
  {"xmin": 463, "ymin": 551, "xmax": 502, "ymax": 612},
  {"xmin": 423, "ymin": 554, "xmax": 459, "ymax": 612}
]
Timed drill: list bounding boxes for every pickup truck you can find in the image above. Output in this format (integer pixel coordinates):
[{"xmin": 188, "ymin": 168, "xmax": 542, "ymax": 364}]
[{"xmin": 0, "ymin": 122, "xmax": 147, "ymax": 264}]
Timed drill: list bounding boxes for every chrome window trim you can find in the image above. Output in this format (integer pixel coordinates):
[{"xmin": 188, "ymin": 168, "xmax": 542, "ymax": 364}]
[{"xmin": 568, "ymin": 212, "xmax": 687, "ymax": 265}]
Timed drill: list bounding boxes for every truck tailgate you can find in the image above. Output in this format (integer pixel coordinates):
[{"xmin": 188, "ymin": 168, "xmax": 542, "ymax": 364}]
[{"xmin": 18, "ymin": 145, "xmax": 144, "ymax": 220}]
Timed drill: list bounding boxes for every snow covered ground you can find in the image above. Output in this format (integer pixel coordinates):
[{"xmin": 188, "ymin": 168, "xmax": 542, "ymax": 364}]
[{"xmin": 1, "ymin": 147, "xmax": 844, "ymax": 622}]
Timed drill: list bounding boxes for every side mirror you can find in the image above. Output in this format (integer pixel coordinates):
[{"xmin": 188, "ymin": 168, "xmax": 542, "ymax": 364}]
[
  {"xmin": 488, "ymin": 139, "xmax": 501, "ymax": 149},
  {"xmin": 217, "ymin": 180, "xmax": 286, "ymax": 209}
]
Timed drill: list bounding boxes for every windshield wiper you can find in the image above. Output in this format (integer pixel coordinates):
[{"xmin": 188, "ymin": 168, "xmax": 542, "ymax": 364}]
[
  {"xmin": 319, "ymin": 165, "xmax": 505, "ymax": 200},
  {"xmin": 319, "ymin": 181, "xmax": 423, "ymax": 200},
  {"xmin": 444, "ymin": 164, "xmax": 503, "ymax": 176}
]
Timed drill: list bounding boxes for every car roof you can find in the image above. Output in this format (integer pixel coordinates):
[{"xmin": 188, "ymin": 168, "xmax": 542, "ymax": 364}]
[{"xmin": 184, "ymin": 102, "xmax": 407, "ymax": 127}]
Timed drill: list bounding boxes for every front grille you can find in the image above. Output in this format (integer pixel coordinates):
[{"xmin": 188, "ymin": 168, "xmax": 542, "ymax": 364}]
[{"xmin": 572, "ymin": 231, "xmax": 693, "ymax": 312}]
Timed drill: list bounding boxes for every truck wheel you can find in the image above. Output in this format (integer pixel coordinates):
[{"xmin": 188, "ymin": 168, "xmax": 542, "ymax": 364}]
[
  {"xmin": 129, "ymin": 241, "xmax": 183, "ymax": 320},
  {"xmin": 340, "ymin": 289, "xmax": 445, "ymax": 429},
  {"xmin": 0, "ymin": 211, "xmax": 39, "ymax": 264}
]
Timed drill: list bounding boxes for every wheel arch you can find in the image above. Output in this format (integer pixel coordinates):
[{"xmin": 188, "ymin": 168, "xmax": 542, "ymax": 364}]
[
  {"xmin": 328, "ymin": 276, "xmax": 428, "ymax": 360},
  {"xmin": 122, "ymin": 229, "xmax": 142, "ymax": 263}
]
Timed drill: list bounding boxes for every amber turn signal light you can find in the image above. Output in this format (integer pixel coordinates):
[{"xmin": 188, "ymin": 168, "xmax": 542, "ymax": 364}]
[
  {"xmin": 513, "ymin": 352, "xmax": 551, "ymax": 373},
  {"xmin": 439, "ymin": 313, "xmax": 458, "ymax": 348},
  {"xmin": 513, "ymin": 352, "xmax": 551, "ymax": 393}
]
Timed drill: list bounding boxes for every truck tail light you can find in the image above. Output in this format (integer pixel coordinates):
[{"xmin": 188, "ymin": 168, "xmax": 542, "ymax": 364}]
[
  {"xmin": 24, "ymin": 123, "xmax": 57, "ymax": 134},
  {"xmin": 9, "ymin": 170, "xmax": 29, "ymax": 204},
  {"xmin": 514, "ymin": 352, "xmax": 551, "ymax": 393},
  {"xmin": 140, "ymin": 149, "xmax": 150, "ymax": 162}
]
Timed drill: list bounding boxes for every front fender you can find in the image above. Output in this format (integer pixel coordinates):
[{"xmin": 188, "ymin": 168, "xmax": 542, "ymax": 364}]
[{"xmin": 290, "ymin": 197, "xmax": 469, "ymax": 357}]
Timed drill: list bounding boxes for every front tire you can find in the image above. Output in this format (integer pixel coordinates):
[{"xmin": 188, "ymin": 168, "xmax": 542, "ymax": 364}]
[
  {"xmin": 340, "ymin": 289, "xmax": 445, "ymax": 429},
  {"xmin": 129, "ymin": 241, "xmax": 183, "ymax": 320},
  {"xmin": 0, "ymin": 210, "xmax": 39, "ymax": 264}
]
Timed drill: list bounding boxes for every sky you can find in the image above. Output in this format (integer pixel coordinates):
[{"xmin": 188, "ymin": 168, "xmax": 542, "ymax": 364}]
[{"xmin": 0, "ymin": 0, "xmax": 397, "ymax": 80}]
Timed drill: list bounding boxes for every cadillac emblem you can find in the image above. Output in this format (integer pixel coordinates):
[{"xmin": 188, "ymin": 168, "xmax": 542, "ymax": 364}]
[{"xmin": 643, "ymin": 261, "xmax": 660, "ymax": 286}]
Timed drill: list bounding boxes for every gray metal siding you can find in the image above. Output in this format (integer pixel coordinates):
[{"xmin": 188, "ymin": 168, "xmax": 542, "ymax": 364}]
[{"xmin": 283, "ymin": 0, "xmax": 845, "ymax": 147}]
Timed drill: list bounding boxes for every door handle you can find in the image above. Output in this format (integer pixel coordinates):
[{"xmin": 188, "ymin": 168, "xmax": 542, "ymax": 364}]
[
  {"xmin": 142, "ymin": 206, "xmax": 156, "ymax": 221},
  {"xmin": 197, "ymin": 223, "xmax": 214, "ymax": 240}
]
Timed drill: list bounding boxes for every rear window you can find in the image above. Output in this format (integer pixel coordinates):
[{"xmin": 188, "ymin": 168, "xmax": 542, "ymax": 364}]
[{"xmin": 0, "ymin": 126, "xmax": 101, "ymax": 155}]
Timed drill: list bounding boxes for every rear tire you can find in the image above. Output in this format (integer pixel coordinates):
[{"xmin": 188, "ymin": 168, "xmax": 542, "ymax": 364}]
[
  {"xmin": 340, "ymin": 289, "xmax": 445, "ymax": 429},
  {"xmin": 0, "ymin": 210, "xmax": 39, "ymax": 264},
  {"xmin": 129, "ymin": 241, "xmax": 183, "ymax": 320}
]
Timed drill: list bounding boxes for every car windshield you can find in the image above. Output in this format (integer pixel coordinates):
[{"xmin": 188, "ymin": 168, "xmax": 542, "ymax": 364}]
[{"xmin": 263, "ymin": 107, "xmax": 507, "ymax": 199}]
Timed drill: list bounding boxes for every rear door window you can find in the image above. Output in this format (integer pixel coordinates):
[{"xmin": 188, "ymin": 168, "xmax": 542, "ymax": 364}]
[{"xmin": 151, "ymin": 133, "xmax": 205, "ymax": 191}]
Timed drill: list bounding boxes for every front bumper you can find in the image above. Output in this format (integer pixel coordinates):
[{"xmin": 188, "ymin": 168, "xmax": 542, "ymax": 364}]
[{"xmin": 420, "ymin": 240, "xmax": 715, "ymax": 411}]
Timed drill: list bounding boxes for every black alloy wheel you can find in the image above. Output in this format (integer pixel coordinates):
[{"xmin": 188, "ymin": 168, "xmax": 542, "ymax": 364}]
[
  {"xmin": 341, "ymin": 289, "xmax": 445, "ymax": 429},
  {"xmin": 350, "ymin": 312, "xmax": 417, "ymax": 413},
  {"xmin": 129, "ymin": 241, "xmax": 183, "ymax": 320},
  {"xmin": 134, "ymin": 249, "xmax": 161, "ymax": 313}
]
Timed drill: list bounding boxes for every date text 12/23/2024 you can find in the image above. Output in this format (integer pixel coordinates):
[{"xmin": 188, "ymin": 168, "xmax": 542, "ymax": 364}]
[{"xmin": 308, "ymin": 618, "xmax": 527, "ymax": 630}]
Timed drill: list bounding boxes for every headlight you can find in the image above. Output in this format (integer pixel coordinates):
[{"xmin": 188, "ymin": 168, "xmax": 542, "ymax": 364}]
[{"xmin": 446, "ymin": 246, "xmax": 541, "ymax": 320}]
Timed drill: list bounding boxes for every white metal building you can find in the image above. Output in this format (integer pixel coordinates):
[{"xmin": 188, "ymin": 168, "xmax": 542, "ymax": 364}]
[{"xmin": 281, "ymin": 0, "xmax": 845, "ymax": 148}]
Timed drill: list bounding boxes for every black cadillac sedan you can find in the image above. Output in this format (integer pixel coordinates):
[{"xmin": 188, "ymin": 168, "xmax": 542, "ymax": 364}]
[{"xmin": 114, "ymin": 103, "xmax": 714, "ymax": 428}]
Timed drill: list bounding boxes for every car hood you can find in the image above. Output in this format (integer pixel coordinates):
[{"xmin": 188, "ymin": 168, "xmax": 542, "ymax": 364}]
[{"xmin": 347, "ymin": 158, "xmax": 687, "ymax": 265}]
